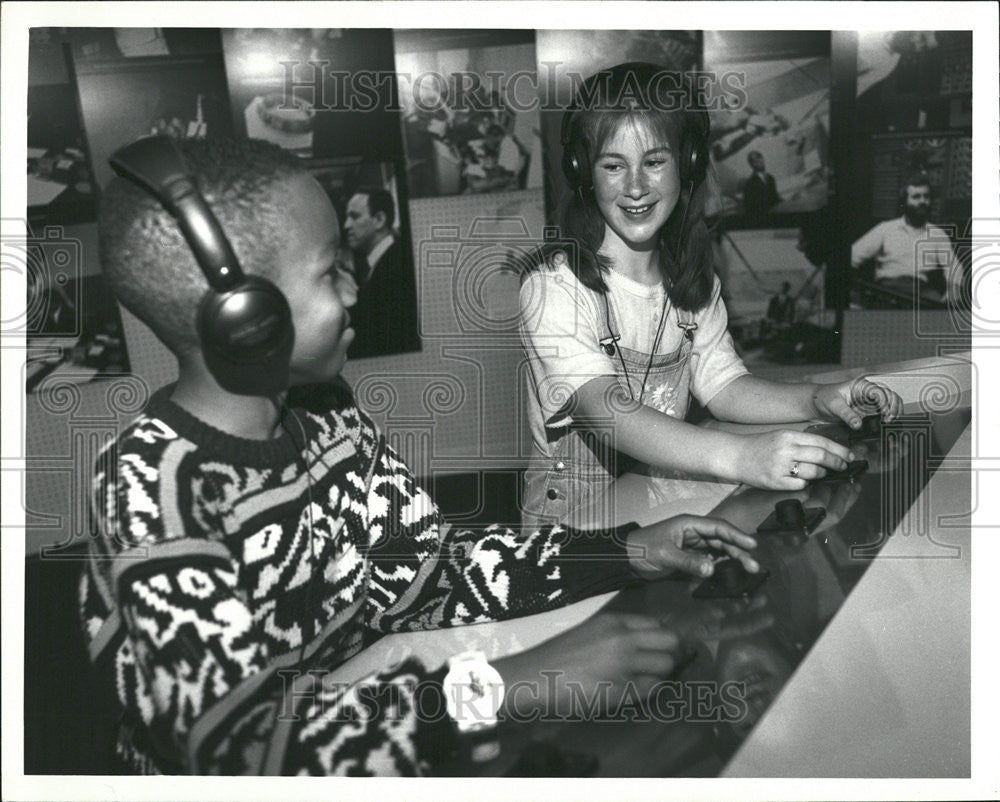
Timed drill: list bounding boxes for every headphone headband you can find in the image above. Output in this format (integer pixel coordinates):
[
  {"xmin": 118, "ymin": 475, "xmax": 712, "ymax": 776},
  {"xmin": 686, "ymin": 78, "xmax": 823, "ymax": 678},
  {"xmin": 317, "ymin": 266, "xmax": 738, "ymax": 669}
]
[
  {"xmin": 109, "ymin": 136, "xmax": 293, "ymax": 395},
  {"xmin": 560, "ymin": 62, "xmax": 710, "ymax": 193},
  {"xmin": 110, "ymin": 136, "xmax": 245, "ymax": 294}
]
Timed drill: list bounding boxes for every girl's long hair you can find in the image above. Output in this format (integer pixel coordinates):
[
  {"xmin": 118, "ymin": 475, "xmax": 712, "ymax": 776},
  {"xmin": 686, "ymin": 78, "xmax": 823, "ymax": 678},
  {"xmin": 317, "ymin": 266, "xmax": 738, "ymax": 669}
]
[{"xmin": 526, "ymin": 77, "xmax": 716, "ymax": 313}]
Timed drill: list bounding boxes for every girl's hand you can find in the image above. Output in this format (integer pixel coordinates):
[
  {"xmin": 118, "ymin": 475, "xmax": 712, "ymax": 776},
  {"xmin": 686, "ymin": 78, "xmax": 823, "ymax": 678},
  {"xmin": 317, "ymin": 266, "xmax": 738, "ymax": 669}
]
[
  {"xmin": 812, "ymin": 377, "xmax": 903, "ymax": 429},
  {"xmin": 733, "ymin": 429, "xmax": 855, "ymax": 490},
  {"xmin": 626, "ymin": 514, "xmax": 760, "ymax": 579}
]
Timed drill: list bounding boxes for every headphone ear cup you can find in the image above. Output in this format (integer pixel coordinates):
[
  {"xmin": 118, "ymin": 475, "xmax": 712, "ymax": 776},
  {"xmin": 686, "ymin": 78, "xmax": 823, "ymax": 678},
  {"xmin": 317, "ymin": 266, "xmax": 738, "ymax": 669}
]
[
  {"xmin": 197, "ymin": 275, "xmax": 293, "ymax": 395},
  {"xmin": 561, "ymin": 125, "xmax": 592, "ymax": 192},
  {"xmin": 560, "ymin": 105, "xmax": 594, "ymax": 192},
  {"xmin": 563, "ymin": 137, "xmax": 592, "ymax": 191},
  {"xmin": 681, "ymin": 109, "xmax": 711, "ymax": 189}
]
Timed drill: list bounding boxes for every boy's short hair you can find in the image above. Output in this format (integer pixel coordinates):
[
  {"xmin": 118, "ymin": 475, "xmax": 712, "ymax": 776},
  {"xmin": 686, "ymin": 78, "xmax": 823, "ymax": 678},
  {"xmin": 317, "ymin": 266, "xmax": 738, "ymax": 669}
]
[{"xmin": 99, "ymin": 138, "xmax": 305, "ymax": 354}]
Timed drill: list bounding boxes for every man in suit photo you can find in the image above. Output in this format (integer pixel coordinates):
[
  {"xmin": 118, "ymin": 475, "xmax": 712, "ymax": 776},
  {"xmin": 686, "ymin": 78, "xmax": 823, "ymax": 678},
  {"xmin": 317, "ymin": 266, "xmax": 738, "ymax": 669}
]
[{"xmin": 343, "ymin": 185, "xmax": 420, "ymax": 357}]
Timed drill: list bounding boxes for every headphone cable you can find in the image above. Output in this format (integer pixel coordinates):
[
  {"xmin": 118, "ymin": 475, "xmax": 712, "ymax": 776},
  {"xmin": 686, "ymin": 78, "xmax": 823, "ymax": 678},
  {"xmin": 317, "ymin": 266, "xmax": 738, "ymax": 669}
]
[
  {"xmin": 639, "ymin": 293, "xmax": 671, "ymax": 404},
  {"xmin": 603, "ymin": 282, "xmax": 671, "ymax": 404}
]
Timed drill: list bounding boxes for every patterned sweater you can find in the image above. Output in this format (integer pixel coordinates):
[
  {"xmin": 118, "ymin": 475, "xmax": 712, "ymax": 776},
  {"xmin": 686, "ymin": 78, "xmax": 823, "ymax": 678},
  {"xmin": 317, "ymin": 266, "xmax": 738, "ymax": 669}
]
[{"xmin": 80, "ymin": 381, "xmax": 634, "ymax": 775}]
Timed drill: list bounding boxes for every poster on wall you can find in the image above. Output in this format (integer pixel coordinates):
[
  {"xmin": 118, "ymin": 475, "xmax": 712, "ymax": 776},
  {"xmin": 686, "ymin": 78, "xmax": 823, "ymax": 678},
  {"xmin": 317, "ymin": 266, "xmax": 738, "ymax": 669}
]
[
  {"xmin": 393, "ymin": 30, "xmax": 543, "ymax": 198},
  {"xmin": 221, "ymin": 28, "xmax": 420, "ymax": 358},
  {"xmin": 308, "ymin": 158, "xmax": 421, "ymax": 359},
  {"xmin": 534, "ymin": 29, "xmax": 700, "ymax": 214},
  {"xmin": 703, "ymin": 31, "xmax": 831, "ymax": 225},
  {"xmin": 72, "ymin": 50, "xmax": 233, "ymax": 192},
  {"xmin": 856, "ymin": 30, "xmax": 972, "ymax": 133},
  {"xmin": 23, "ymin": 254, "xmax": 132, "ymax": 395},
  {"xmin": 24, "ymin": 30, "xmax": 233, "ymax": 394},
  {"xmin": 221, "ymin": 28, "xmax": 401, "ymax": 162},
  {"xmin": 714, "ymin": 220, "xmax": 837, "ymax": 366},
  {"xmin": 27, "ymin": 30, "xmax": 97, "ymax": 226},
  {"xmin": 849, "ymin": 31, "xmax": 972, "ymax": 311}
]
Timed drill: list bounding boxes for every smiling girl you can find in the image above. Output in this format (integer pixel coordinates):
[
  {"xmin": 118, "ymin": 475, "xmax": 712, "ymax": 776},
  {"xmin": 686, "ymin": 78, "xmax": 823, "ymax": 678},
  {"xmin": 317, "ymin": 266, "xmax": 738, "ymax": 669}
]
[{"xmin": 518, "ymin": 62, "xmax": 900, "ymax": 528}]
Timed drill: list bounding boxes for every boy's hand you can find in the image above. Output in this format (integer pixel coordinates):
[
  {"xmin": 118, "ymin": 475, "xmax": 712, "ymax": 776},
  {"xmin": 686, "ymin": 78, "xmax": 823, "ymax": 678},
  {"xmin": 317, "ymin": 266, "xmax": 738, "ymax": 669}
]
[
  {"xmin": 812, "ymin": 377, "xmax": 903, "ymax": 429},
  {"xmin": 495, "ymin": 611, "xmax": 689, "ymax": 720},
  {"xmin": 625, "ymin": 514, "xmax": 759, "ymax": 580}
]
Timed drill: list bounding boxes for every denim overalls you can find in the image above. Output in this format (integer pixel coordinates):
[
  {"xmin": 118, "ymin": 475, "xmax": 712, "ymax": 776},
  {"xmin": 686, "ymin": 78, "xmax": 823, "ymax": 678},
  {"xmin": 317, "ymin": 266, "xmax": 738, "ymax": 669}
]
[{"xmin": 522, "ymin": 295, "xmax": 697, "ymax": 530}]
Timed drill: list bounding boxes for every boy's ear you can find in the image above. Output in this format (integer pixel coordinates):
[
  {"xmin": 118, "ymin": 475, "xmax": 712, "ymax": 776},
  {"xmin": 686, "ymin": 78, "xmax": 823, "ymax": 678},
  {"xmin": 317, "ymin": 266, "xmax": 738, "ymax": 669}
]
[{"xmin": 374, "ymin": 210, "xmax": 389, "ymax": 231}]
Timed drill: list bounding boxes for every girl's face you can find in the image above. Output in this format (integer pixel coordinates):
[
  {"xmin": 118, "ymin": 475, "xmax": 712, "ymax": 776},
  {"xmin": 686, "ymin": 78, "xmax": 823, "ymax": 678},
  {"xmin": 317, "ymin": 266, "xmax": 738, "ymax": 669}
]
[{"xmin": 592, "ymin": 117, "xmax": 681, "ymax": 253}]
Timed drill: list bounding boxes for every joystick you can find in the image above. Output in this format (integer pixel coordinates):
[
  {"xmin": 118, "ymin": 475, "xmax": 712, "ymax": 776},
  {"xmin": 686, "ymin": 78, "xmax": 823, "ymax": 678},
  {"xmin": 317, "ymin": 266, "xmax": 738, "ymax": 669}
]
[
  {"xmin": 818, "ymin": 459, "xmax": 869, "ymax": 482},
  {"xmin": 757, "ymin": 498, "xmax": 826, "ymax": 541},
  {"xmin": 776, "ymin": 499, "xmax": 805, "ymax": 528},
  {"xmin": 692, "ymin": 558, "xmax": 769, "ymax": 600},
  {"xmin": 850, "ymin": 414, "xmax": 883, "ymax": 443}
]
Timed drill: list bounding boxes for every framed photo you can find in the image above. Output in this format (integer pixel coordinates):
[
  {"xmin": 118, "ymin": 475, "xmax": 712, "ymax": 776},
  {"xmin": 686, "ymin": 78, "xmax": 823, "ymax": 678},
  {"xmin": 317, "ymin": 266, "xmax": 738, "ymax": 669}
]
[
  {"xmin": 72, "ymin": 51, "xmax": 233, "ymax": 193},
  {"xmin": 307, "ymin": 158, "xmax": 421, "ymax": 359},
  {"xmin": 848, "ymin": 31, "xmax": 972, "ymax": 311},
  {"xmin": 27, "ymin": 31, "xmax": 97, "ymax": 226},
  {"xmin": 703, "ymin": 31, "xmax": 832, "ymax": 226},
  {"xmin": 714, "ymin": 222, "xmax": 839, "ymax": 366},
  {"xmin": 21, "ymin": 223, "xmax": 131, "ymax": 394},
  {"xmin": 221, "ymin": 28, "xmax": 400, "ymax": 162},
  {"xmin": 856, "ymin": 31, "xmax": 972, "ymax": 133},
  {"xmin": 394, "ymin": 29, "xmax": 543, "ymax": 198}
]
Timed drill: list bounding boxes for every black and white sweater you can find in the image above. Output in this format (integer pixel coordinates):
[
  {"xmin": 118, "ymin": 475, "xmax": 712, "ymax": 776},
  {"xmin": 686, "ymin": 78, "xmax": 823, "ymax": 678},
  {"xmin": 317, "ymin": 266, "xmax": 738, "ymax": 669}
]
[{"xmin": 80, "ymin": 381, "xmax": 634, "ymax": 775}]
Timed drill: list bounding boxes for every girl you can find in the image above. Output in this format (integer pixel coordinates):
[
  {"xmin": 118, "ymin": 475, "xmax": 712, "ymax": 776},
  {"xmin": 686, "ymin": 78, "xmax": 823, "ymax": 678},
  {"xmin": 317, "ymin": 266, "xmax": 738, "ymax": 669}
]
[{"xmin": 519, "ymin": 62, "xmax": 900, "ymax": 528}]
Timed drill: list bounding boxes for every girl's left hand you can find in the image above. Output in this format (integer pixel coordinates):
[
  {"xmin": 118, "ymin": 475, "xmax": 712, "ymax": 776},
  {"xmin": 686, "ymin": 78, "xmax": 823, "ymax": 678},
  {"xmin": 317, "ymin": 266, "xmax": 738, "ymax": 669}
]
[{"xmin": 812, "ymin": 377, "xmax": 903, "ymax": 430}]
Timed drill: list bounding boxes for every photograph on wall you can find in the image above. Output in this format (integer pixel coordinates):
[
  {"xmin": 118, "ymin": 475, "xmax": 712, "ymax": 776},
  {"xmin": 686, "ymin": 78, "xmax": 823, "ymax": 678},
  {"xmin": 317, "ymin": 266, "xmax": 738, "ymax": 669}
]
[
  {"xmin": 703, "ymin": 31, "xmax": 831, "ymax": 224},
  {"xmin": 18, "ymin": 222, "xmax": 131, "ymax": 394},
  {"xmin": 856, "ymin": 30, "xmax": 972, "ymax": 133},
  {"xmin": 849, "ymin": 31, "xmax": 972, "ymax": 311},
  {"xmin": 534, "ymin": 29, "xmax": 700, "ymax": 214},
  {"xmin": 308, "ymin": 158, "xmax": 421, "ymax": 359},
  {"xmin": 63, "ymin": 27, "xmax": 224, "ymax": 63},
  {"xmin": 394, "ymin": 29, "xmax": 543, "ymax": 198},
  {"xmin": 221, "ymin": 28, "xmax": 400, "ymax": 162},
  {"xmin": 27, "ymin": 30, "xmax": 97, "ymax": 226},
  {"xmin": 72, "ymin": 50, "xmax": 233, "ymax": 192},
  {"xmin": 24, "ymin": 30, "xmax": 235, "ymax": 393},
  {"xmin": 848, "ymin": 133, "xmax": 971, "ymax": 310},
  {"xmin": 714, "ymin": 216, "xmax": 838, "ymax": 366}
]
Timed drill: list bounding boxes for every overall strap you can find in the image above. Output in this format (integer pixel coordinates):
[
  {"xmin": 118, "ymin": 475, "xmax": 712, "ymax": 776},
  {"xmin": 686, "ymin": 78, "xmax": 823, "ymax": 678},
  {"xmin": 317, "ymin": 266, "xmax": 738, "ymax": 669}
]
[{"xmin": 676, "ymin": 307, "xmax": 698, "ymax": 341}]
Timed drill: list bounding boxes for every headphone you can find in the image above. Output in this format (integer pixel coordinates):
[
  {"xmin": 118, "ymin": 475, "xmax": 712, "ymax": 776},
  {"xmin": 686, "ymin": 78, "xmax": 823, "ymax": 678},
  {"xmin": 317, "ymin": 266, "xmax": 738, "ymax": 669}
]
[
  {"xmin": 560, "ymin": 62, "xmax": 711, "ymax": 195},
  {"xmin": 109, "ymin": 136, "xmax": 293, "ymax": 396}
]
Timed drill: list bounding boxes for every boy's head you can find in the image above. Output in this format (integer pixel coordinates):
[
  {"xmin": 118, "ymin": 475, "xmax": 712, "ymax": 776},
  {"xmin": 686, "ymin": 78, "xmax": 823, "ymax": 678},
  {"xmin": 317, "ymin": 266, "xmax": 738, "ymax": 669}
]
[{"xmin": 100, "ymin": 137, "xmax": 355, "ymax": 388}]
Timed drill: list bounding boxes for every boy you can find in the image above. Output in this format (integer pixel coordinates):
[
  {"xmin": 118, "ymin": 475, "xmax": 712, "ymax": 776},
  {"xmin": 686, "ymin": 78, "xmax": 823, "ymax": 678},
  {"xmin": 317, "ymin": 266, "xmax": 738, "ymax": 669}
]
[{"xmin": 81, "ymin": 137, "xmax": 758, "ymax": 775}]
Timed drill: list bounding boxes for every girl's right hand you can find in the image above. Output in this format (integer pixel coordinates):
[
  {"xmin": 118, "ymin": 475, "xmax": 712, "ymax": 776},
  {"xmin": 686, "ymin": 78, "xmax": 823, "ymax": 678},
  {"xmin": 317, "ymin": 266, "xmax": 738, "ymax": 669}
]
[{"xmin": 732, "ymin": 429, "xmax": 855, "ymax": 490}]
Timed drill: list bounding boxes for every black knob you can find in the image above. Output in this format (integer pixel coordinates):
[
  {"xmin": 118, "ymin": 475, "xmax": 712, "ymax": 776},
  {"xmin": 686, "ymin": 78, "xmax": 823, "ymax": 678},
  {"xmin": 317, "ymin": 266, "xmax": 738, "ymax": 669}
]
[
  {"xmin": 775, "ymin": 499, "xmax": 806, "ymax": 529},
  {"xmin": 546, "ymin": 488, "xmax": 559, "ymax": 500},
  {"xmin": 715, "ymin": 558, "xmax": 743, "ymax": 595},
  {"xmin": 861, "ymin": 414, "xmax": 881, "ymax": 438}
]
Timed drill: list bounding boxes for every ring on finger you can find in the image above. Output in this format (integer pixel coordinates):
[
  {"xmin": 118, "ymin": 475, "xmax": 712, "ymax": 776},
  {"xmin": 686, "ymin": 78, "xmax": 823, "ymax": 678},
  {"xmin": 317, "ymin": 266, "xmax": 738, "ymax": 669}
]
[{"xmin": 789, "ymin": 462, "xmax": 800, "ymax": 477}]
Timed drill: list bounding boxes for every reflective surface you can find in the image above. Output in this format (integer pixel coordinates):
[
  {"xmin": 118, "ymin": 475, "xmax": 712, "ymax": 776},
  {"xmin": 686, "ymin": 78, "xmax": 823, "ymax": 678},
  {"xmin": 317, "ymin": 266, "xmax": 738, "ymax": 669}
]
[{"xmin": 447, "ymin": 405, "xmax": 971, "ymax": 777}]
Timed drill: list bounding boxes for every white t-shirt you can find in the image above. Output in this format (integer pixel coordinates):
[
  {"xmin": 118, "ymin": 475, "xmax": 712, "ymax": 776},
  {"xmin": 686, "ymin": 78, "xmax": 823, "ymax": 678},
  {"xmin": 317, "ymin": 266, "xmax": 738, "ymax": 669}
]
[
  {"xmin": 851, "ymin": 216, "xmax": 961, "ymax": 299},
  {"xmin": 519, "ymin": 261, "xmax": 749, "ymax": 452}
]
